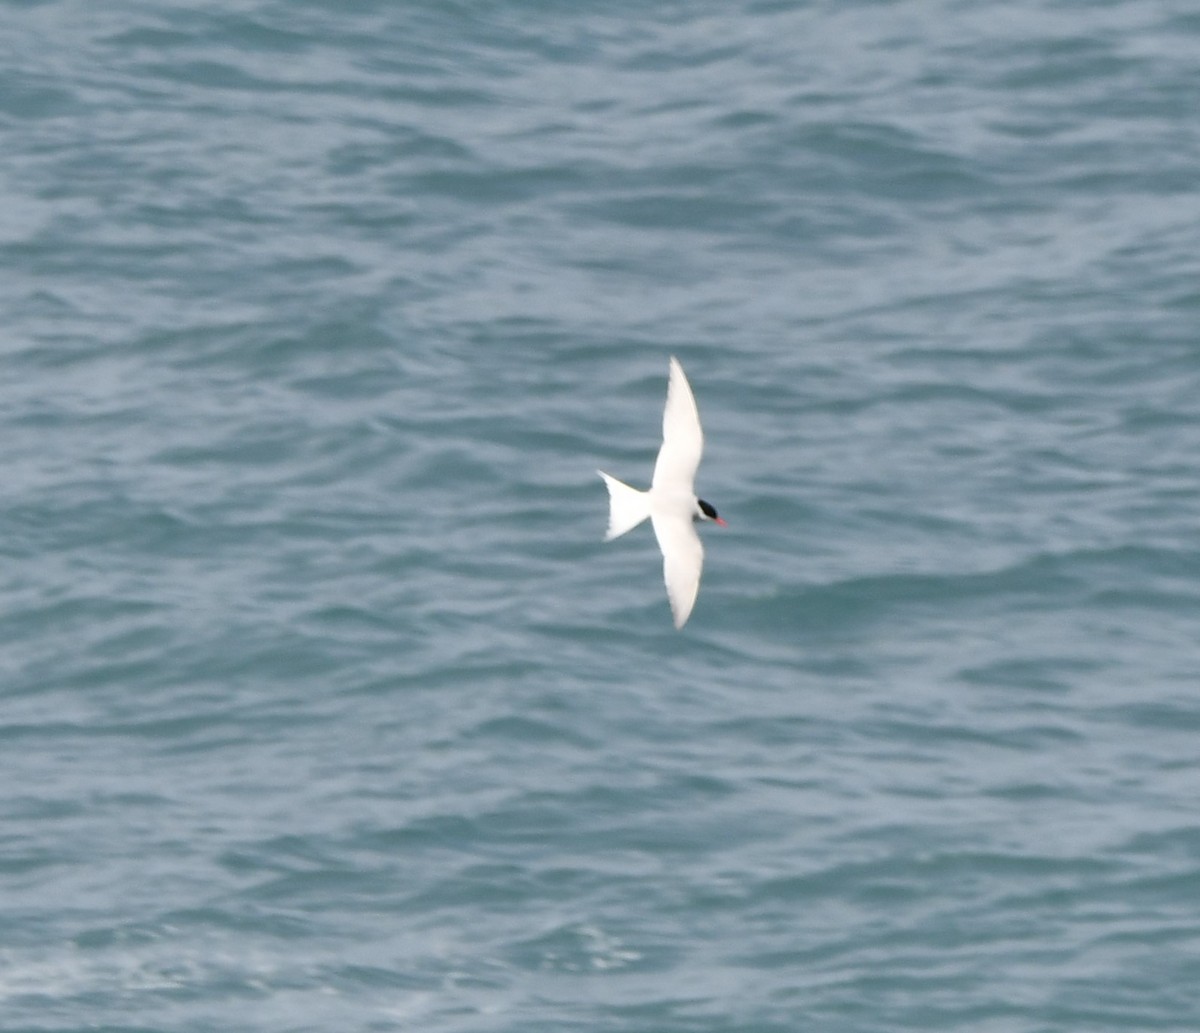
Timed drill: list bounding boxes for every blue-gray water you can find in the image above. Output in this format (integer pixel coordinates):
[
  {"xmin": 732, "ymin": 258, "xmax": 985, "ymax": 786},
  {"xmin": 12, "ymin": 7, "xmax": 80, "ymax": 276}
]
[{"xmin": 4, "ymin": 1, "xmax": 1200, "ymax": 1030}]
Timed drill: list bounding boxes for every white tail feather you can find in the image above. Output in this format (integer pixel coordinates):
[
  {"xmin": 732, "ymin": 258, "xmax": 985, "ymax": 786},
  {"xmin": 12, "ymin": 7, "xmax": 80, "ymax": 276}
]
[{"xmin": 598, "ymin": 471, "xmax": 651, "ymax": 541}]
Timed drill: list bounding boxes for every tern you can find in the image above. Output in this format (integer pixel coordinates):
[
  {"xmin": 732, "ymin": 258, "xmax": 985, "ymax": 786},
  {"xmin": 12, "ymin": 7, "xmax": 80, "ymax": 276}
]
[{"xmin": 598, "ymin": 356, "xmax": 726, "ymax": 629}]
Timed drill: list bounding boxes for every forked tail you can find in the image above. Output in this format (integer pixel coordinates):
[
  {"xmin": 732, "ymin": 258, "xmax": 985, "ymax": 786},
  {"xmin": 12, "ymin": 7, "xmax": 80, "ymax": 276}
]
[{"xmin": 597, "ymin": 471, "xmax": 651, "ymax": 541}]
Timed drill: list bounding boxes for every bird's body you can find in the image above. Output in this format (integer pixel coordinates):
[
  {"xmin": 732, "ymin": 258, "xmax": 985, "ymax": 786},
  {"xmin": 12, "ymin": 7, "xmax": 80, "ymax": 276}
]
[{"xmin": 598, "ymin": 356, "xmax": 725, "ymax": 629}]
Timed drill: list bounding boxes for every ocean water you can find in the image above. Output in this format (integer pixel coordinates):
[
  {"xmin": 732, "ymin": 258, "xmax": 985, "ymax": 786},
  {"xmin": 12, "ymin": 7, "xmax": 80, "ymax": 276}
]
[{"xmin": 4, "ymin": 0, "xmax": 1200, "ymax": 1029}]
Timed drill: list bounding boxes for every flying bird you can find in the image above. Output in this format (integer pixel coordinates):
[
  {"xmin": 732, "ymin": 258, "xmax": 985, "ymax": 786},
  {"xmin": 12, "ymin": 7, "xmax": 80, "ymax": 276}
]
[{"xmin": 598, "ymin": 356, "xmax": 726, "ymax": 629}]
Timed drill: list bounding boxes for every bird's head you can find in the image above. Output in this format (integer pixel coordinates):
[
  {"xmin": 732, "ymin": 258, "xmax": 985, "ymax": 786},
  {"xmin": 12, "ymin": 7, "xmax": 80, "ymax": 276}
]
[{"xmin": 696, "ymin": 498, "xmax": 728, "ymax": 527}]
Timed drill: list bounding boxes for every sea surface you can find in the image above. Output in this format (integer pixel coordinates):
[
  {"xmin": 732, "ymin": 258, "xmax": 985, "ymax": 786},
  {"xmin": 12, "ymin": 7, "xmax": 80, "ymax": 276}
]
[{"xmin": 4, "ymin": 1, "xmax": 1200, "ymax": 1030}]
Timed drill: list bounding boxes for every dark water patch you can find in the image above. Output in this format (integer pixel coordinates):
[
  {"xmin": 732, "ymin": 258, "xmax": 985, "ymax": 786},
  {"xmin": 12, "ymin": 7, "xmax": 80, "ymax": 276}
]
[
  {"xmin": 321, "ymin": 962, "xmax": 440, "ymax": 992},
  {"xmin": 0, "ymin": 75, "xmax": 75, "ymax": 119},
  {"xmin": 466, "ymin": 714, "xmax": 597, "ymax": 750},
  {"xmin": 1121, "ymin": 826, "xmax": 1200, "ymax": 863},
  {"xmin": 732, "ymin": 553, "xmax": 1087, "ymax": 640},
  {"xmin": 755, "ymin": 848, "xmax": 1124, "ymax": 920},
  {"xmin": 957, "ymin": 655, "xmax": 1100, "ymax": 693},
  {"xmin": 571, "ymin": 191, "xmax": 775, "ymax": 234},
  {"xmin": 860, "ymin": 714, "xmax": 1083, "ymax": 757},
  {"xmin": 1100, "ymin": 700, "xmax": 1200, "ymax": 734}
]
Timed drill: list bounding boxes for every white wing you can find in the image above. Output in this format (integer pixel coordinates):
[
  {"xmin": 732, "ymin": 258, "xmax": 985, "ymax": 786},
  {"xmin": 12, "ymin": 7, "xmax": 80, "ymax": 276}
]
[
  {"xmin": 651, "ymin": 512, "xmax": 704, "ymax": 629},
  {"xmin": 651, "ymin": 356, "xmax": 704, "ymax": 493}
]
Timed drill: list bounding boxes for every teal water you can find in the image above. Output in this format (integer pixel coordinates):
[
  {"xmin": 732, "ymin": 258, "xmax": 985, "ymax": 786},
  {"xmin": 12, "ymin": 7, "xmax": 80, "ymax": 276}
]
[{"xmin": 4, "ymin": 1, "xmax": 1200, "ymax": 1030}]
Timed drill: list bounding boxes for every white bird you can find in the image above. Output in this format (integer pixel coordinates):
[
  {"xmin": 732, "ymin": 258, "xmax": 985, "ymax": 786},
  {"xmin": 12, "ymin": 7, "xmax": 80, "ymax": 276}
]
[{"xmin": 598, "ymin": 356, "xmax": 726, "ymax": 629}]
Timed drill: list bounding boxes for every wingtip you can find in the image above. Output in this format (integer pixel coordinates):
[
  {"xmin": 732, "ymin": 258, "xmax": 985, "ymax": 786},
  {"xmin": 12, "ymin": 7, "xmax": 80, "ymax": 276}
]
[
  {"xmin": 668, "ymin": 591, "xmax": 696, "ymax": 630},
  {"xmin": 671, "ymin": 600, "xmax": 694, "ymax": 629}
]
